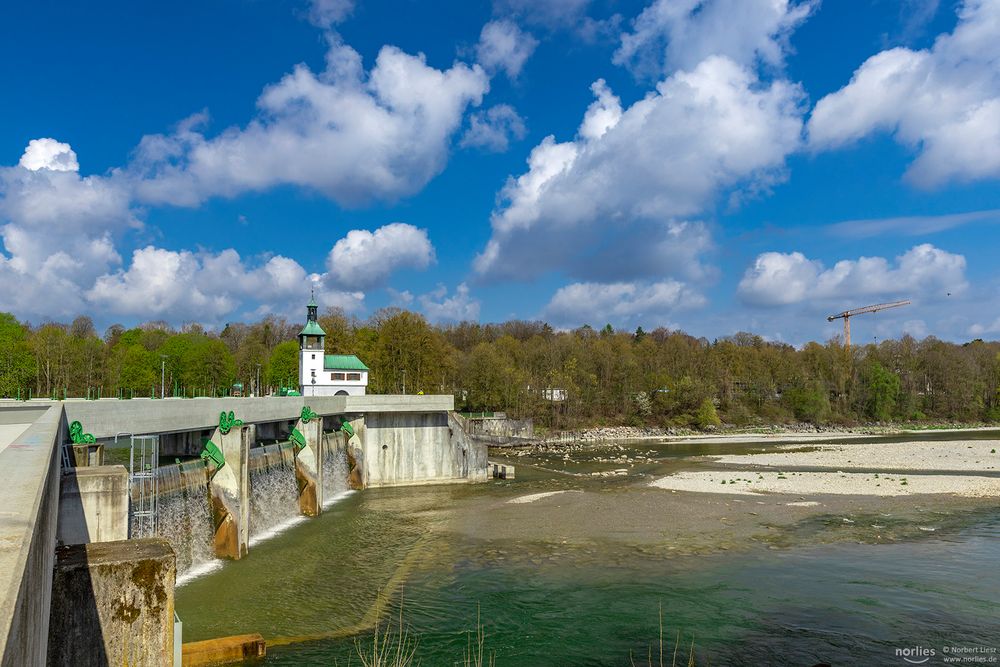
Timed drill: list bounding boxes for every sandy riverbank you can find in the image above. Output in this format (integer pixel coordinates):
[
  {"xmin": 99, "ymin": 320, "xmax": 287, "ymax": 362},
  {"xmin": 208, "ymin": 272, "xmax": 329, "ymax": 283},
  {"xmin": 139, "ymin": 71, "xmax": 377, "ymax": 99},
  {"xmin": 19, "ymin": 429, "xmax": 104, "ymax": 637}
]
[
  {"xmin": 650, "ymin": 470, "xmax": 1000, "ymax": 497},
  {"xmin": 709, "ymin": 440, "xmax": 1000, "ymax": 471}
]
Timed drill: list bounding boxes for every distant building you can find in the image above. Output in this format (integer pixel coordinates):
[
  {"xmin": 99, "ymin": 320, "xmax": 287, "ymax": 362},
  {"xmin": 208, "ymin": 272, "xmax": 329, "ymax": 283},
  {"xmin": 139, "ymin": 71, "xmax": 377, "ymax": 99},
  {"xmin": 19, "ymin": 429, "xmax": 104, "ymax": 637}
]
[
  {"xmin": 298, "ymin": 295, "xmax": 369, "ymax": 396},
  {"xmin": 542, "ymin": 388, "xmax": 568, "ymax": 402}
]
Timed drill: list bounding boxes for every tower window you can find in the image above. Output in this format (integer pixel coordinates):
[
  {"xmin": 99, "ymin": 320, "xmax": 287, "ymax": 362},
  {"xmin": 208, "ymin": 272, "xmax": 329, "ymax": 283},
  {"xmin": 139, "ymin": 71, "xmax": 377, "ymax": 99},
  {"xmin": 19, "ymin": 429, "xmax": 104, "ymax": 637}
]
[
  {"xmin": 332, "ymin": 372, "xmax": 346, "ymax": 380},
  {"xmin": 347, "ymin": 373, "xmax": 361, "ymax": 381},
  {"xmin": 311, "ymin": 354, "xmax": 316, "ymax": 360}
]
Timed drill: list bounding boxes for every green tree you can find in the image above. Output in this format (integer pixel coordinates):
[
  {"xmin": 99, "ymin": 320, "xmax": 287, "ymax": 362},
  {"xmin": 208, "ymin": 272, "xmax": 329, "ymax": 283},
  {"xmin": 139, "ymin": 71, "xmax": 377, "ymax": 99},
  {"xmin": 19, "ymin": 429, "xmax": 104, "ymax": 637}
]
[
  {"xmin": 118, "ymin": 345, "xmax": 156, "ymax": 394},
  {"xmin": 694, "ymin": 397, "xmax": 721, "ymax": 429},
  {"xmin": 267, "ymin": 341, "xmax": 299, "ymax": 390},
  {"xmin": 782, "ymin": 385, "xmax": 829, "ymax": 423},
  {"xmin": 862, "ymin": 361, "xmax": 900, "ymax": 422},
  {"xmin": 0, "ymin": 313, "xmax": 35, "ymax": 397}
]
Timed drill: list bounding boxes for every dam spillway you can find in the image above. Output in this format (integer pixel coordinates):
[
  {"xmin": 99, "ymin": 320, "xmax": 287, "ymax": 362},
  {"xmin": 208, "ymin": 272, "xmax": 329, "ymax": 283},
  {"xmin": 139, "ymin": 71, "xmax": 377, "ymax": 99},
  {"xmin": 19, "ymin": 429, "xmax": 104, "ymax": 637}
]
[{"xmin": 0, "ymin": 394, "xmax": 488, "ymax": 666}]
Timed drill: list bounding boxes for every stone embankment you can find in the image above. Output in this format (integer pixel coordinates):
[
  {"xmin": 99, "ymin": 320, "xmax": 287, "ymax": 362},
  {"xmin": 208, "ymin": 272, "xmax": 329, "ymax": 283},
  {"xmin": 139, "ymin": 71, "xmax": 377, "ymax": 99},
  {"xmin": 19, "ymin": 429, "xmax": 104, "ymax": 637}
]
[{"xmin": 485, "ymin": 420, "xmax": 999, "ymax": 449}]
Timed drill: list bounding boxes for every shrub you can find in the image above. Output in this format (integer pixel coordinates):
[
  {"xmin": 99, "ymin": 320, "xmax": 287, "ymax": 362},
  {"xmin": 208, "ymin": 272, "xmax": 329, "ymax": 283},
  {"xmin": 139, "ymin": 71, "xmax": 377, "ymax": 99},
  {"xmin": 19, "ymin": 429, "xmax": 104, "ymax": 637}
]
[{"xmin": 694, "ymin": 398, "xmax": 721, "ymax": 429}]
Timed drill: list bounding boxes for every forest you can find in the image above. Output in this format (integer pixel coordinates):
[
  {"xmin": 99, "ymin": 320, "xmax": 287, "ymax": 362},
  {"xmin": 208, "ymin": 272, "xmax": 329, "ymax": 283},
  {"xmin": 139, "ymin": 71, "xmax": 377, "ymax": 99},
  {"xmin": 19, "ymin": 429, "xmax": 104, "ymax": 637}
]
[{"xmin": 2, "ymin": 308, "xmax": 999, "ymax": 429}]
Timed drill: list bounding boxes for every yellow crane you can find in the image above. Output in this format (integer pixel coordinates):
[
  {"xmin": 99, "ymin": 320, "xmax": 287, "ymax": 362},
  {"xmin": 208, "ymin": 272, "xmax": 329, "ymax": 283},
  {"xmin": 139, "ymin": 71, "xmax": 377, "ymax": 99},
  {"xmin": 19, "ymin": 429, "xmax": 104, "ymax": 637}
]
[{"xmin": 827, "ymin": 300, "xmax": 911, "ymax": 347}]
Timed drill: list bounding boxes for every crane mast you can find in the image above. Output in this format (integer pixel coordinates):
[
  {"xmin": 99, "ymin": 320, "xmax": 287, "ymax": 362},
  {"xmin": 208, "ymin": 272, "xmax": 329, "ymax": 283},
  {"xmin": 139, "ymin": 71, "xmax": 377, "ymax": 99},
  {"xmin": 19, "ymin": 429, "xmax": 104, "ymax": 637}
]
[{"xmin": 827, "ymin": 300, "xmax": 911, "ymax": 347}]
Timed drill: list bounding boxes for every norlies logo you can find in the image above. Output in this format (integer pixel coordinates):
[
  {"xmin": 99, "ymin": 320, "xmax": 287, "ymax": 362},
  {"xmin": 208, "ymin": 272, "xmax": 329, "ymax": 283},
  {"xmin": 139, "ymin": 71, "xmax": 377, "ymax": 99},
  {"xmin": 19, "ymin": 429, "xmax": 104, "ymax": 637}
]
[{"xmin": 896, "ymin": 646, "xmax": 936, "ymax": 664}]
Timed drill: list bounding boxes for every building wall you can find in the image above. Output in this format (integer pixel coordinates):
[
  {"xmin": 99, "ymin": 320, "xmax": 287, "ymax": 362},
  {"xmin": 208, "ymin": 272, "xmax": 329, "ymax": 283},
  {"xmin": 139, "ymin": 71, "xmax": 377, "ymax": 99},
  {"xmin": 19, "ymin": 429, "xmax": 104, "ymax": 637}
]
[
  {"xmin": 300, "ymin": 384, "xmax": 366, "ymax": 397},
  {"xmin": 298, "ymin": 347, "xmax": 325, "ymax": 391},
  {"xmin": 301, "ymin": 369, "xmax": 367, "ymax": 396}
]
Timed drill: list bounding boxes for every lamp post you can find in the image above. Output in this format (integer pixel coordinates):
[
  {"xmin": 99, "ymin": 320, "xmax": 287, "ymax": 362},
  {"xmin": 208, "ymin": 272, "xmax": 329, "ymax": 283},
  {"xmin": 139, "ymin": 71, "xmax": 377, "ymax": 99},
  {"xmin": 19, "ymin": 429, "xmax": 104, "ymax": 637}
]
[
  {"xmin": 160, "ymin": 355, "xmax": 168, "ymax": 399},
  {"xmin": 402, "ymin": 369, "xmax": 406, "ymax": 395}
]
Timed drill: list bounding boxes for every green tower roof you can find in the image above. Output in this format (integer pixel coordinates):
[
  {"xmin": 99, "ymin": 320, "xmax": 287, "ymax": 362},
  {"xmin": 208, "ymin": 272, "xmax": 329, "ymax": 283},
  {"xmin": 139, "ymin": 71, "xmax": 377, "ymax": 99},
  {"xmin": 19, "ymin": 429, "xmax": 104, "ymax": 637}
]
[{"xmin": 299, "ymin": 320, "xmax": 326, "ymax": 337}]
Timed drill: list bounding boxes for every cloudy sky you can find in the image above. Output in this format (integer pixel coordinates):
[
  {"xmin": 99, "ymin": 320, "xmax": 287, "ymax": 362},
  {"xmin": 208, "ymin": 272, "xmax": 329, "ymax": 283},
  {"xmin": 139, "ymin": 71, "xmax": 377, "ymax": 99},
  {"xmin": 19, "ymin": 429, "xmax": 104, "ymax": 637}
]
[{"xmin": 2, "ymin": 0, "xmax": 999, "ymax": 344}]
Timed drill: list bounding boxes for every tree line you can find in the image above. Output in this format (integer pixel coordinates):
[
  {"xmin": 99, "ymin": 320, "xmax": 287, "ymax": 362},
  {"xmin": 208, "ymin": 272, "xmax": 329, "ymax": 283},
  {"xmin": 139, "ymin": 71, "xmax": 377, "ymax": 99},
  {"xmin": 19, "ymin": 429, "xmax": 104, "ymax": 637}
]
[{"xmin": 2, "ymin": 309, "xmax": 999, "ymax": 428}]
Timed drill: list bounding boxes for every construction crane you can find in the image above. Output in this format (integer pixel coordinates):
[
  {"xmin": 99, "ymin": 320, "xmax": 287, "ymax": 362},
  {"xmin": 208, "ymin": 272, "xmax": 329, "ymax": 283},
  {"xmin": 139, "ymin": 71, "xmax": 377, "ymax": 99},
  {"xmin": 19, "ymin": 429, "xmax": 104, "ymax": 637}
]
[{"xmin": 827, "ymin": 300, "xmax": 911, "ymax": 347}]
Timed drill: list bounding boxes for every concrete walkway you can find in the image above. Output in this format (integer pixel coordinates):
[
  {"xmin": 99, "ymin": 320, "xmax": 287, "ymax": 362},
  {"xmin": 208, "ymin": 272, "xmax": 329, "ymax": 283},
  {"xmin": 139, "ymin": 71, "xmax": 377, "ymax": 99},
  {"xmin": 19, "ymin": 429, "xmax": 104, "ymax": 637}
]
[{"xmin": 0, "ymin": 423, "xmax": 31, "ymax": 456}]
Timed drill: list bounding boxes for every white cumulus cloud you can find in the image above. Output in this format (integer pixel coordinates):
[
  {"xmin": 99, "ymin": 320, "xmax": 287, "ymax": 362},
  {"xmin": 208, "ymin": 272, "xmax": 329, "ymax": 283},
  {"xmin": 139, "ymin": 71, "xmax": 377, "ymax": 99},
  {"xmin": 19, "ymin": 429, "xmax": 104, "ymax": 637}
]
[
  {"xmin": 474, "ymin": 56, "xmax": 804, "ymax": 283},
  {"xmin": 475, "ymin": 19, "xmax": 538, "ymax": 79},
  {"xmin": 543, "ymin": 279, "xmax": 704, "ymax": 327},
  {"xmin": 325, "ymin": 223, "xmax": 435, "ymax": 290},
  {"xmin": 307, "ymin": 0, "xmax": 354, "ymax": 28},
  {"xmin": 738, "ymin": 244, "xmax": 968, "ymax": 306},
  {"xmin": 88, "ymin": 246, "xmax": 365, "ymax": 322},
  {"xmin": 808, "ymin": 0, "xmax": 1000, "ymax": 186},
  {"xmin": 18, "ymin": 138, "xmax": 80, "ymax": 172},
  {"xmin": 615, "ymin": 0, "xmax": 815, "ymax": 78},
  {"xmin": 131, "ymin": 38, "xmax": 489, "ymax": 207},
  {"xmin": 419, "ymin": 283, "xmax": 480, "ymax": 322},
  {"xmin": 461, "ymin": 104, "xmax": 527, "ymax": 152},
  {"xmin": 0, "ymin": 140, "xmax": 136, "ymax": 317}
]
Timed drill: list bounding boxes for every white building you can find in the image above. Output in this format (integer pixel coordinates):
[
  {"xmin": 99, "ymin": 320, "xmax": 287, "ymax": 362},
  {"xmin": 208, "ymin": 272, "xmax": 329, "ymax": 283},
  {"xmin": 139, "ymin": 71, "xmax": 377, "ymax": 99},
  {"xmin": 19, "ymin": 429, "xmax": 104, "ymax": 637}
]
[{"xmin": 298, "ymin": 296, "xmax": 369, "ymax": 396}]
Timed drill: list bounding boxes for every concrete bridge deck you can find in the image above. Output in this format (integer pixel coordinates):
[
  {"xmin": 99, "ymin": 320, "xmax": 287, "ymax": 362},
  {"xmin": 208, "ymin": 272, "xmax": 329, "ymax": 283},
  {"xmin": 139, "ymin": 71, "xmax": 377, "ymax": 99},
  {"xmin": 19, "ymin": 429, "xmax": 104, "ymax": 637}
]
[{"xmin": 0, "ymin": 394, "xmax": 453, "ymax": 440}]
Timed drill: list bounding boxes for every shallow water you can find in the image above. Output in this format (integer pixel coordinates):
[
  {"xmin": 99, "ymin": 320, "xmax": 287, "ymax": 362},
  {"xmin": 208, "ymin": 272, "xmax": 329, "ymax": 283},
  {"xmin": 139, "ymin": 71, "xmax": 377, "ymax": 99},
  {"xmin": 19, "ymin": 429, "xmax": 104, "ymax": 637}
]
[{"xmin": 175, "ymin": 434, "xmax": 1000, "ymax": 665}]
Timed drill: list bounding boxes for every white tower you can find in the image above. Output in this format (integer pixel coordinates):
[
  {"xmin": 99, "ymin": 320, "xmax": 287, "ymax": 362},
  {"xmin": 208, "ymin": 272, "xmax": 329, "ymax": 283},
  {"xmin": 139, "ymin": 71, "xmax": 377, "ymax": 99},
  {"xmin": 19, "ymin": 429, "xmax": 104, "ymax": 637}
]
[{"xmin": 298, "ymin": 292, "xmax": 326, "ymax": 396}]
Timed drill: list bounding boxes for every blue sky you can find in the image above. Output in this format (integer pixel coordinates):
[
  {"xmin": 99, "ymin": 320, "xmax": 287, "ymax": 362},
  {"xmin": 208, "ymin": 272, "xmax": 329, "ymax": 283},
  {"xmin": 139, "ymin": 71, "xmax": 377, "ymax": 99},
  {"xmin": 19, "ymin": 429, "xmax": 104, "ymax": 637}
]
[{"xmin": 2, "ymin": 0, "xmax": 999, "ymax": 344}]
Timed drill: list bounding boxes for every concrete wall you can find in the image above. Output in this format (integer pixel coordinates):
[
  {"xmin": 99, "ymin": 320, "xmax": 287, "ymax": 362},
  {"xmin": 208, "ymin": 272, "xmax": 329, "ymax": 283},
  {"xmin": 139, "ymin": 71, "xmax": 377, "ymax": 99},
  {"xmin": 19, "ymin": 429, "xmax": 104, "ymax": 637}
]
[
  {"xmin": 57, "ymin": 465, "xmax": 129, "ymax": 546},
  {"xmin": 357, "ymin": 412, "xmax": 487, "ymax": 487},
  {"xmin": 47, "ymin": 539, "xmax": 175, "ymax": 667},
  {"xmin": 0, "ymin": 394, "xmax": 456, "ymax": 440},
  {"xmin": 0, "ymin": 405, "xmax": 62, "ymax": 667},
  {"xmin": 464, "ymin": 416, "xmax": 534, "ymax": 438}
]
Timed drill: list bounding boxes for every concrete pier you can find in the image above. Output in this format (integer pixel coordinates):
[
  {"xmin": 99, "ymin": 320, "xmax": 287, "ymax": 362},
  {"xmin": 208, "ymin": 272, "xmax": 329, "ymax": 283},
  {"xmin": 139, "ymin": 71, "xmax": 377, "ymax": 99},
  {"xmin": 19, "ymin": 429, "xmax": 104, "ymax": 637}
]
[
  {"xmin": 292, "ymin": 411, "xmax": 323, "ymax": 516},
  {"xmin": 47, "ymin": 539, "xmax": 176, "ymax": 667},
  {"xmin": 207, "ymin": 424, "xmax": 250, "ymax": 560},
  {"xmin": 57, "ymin": 465, "xmax": 129, "ymax": 545}
]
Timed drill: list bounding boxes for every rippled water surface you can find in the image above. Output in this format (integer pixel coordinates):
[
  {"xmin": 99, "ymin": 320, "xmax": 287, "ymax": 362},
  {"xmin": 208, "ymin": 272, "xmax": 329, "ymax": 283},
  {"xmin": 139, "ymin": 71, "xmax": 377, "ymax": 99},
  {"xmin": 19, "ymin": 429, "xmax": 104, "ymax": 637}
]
[{"xmin": 175, "ymin": 434, "xmax": 1000, "ymax": 665}]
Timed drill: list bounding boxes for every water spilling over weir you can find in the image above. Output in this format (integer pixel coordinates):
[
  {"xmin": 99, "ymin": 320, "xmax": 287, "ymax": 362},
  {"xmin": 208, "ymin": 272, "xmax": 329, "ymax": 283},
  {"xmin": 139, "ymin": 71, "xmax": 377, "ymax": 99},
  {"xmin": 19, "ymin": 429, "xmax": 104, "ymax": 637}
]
[
  {"xmin": 322, "ymin": 432, "xmax": 351, "ymax": 504},
  {"xmin": 248, "ymin": 443, "xmax": 301, "ymax": 544},
  {"xmin": 148, "ymin": 462, "xmax": 214, "ymax": 578},
  {"xmin": 130, "ymin": 432, "xmax": 355, "ymax": 582}
]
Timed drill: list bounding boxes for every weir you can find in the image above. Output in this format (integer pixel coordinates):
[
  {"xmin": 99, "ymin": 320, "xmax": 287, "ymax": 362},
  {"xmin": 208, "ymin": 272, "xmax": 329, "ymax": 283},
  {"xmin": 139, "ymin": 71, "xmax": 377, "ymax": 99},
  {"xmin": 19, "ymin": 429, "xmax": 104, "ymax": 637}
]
[
  {"xmin": 0, "ymin": 394, "xmax": 487, "ymax": 665},
  {"xmin": 152, "ymin": 462, "xmax": 214, "ymax": 577},
  {"xmin": 248, "ymin": 443, "xmax": 299, "ymax": 543}
]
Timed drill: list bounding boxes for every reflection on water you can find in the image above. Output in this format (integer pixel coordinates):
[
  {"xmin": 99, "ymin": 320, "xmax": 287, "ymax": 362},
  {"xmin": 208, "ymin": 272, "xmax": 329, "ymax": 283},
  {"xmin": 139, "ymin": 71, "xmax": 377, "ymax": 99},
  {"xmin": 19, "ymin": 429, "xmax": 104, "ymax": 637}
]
[{"xmin": 175, "ymin": 434, "xmax": 1000, "ymax": 665}]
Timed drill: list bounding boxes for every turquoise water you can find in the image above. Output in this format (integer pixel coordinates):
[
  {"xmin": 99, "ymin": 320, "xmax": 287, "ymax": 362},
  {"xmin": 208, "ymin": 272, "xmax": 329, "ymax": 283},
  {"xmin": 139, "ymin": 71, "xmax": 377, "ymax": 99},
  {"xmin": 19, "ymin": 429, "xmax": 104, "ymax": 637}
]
[{"xmin": 175, "ymin": 437, "xmax": 1000, "ymax": 665}]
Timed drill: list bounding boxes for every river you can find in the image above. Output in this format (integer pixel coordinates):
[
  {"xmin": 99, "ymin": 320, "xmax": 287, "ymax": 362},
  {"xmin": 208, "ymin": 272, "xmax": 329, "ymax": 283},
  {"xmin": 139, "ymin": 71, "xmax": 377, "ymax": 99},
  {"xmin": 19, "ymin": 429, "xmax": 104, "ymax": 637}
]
[{"xmin": 175, "ymin": 433, "xmax": 1000, "ymax": 665}]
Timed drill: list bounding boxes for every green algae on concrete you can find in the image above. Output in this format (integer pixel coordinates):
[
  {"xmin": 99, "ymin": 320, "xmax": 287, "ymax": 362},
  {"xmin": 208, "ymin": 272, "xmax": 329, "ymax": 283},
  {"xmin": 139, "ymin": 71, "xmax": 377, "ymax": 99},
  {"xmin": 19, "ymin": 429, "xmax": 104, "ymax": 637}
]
[{"xmin": 48, "ymin": 538, "xmax": 175, "ymax": 667}]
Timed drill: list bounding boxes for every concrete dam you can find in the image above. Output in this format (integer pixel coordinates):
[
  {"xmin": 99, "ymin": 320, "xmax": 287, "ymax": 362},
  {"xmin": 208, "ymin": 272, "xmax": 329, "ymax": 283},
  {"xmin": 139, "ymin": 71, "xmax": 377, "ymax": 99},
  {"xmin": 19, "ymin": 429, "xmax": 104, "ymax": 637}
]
[{"xmin": 0, "ymin": 394, "xmax": 488, "ymax": 666}]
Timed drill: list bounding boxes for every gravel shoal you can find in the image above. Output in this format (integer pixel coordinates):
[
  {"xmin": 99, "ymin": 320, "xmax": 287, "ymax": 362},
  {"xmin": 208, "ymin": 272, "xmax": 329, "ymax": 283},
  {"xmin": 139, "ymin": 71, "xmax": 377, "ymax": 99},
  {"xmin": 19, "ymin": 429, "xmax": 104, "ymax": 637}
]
[
  {"xmin": 650, "ymin": 470, "xmax": 1000, "ymax": 497},
  {"xmin": 710, "ymin": 441, "xmax": 1000, "ymax": 471}
]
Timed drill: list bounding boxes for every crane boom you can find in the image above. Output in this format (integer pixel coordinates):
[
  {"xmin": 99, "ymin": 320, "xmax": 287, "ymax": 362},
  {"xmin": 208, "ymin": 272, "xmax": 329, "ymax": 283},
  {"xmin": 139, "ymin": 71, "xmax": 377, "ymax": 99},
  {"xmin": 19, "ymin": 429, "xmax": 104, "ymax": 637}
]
[{"xmin": 826, "ymin": 300, "xmax": 911, "ymax": 347}]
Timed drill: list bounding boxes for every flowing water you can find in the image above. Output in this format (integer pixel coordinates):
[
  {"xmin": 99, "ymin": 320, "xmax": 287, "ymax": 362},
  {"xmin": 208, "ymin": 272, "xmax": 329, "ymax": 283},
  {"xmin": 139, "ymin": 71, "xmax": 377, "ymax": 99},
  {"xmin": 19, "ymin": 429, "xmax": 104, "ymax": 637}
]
[
  {"xmin": 152, "ymin": 463, "xmax": 215, "ymax": 582},
  {"xmin": 249, "ymin": 443, "xmax": 302, "ymax": 545},
  {"xmin": 322, "ymin": 433, "xmax": 351, "ymax": 507},
  {"xmin": 175, "ymin": 432, "xmax": 1000, "ymax": 665}
]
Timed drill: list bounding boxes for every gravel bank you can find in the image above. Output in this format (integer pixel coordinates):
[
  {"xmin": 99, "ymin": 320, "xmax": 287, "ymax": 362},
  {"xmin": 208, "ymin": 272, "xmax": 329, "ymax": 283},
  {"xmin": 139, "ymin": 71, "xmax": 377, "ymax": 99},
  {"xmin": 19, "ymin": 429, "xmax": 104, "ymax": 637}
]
[
  {"xmin": 650, "ymin": 470, "xmax": 1000, "ymax": 497},
  {"xmin": 711, "ymin": 441, "xmax": 1000, "ymax": 471}
]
